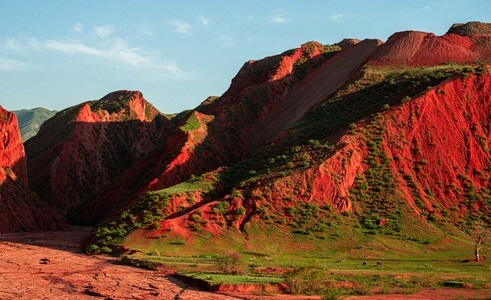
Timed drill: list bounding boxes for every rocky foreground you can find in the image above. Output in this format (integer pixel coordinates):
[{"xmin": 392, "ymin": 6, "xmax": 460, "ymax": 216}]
[{"xmin": 0, "ymin": 227, "xmax": 489, "ymax": 300}]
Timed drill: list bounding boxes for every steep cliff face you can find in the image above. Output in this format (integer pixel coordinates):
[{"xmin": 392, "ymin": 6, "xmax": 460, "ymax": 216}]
[
  {"xmin": 0, "ymin": 105, "xmax": 28, "ymax": 185},
  {"xmin": 25, "ymin": 91, "xmax": 174, "ymax": 215},
  {"xmin": 0, "ymin": 106, "xmax": 62, "ymax": 232}
]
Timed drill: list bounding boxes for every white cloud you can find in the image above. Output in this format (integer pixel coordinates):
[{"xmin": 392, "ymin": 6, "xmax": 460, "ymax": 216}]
[
  {"xmin": 422, "ymin": 6, "xmax": 431, "ymax": 10},
  {"xmin": 328, "ymin": 14, "xmax": 344, "ymax": 21},
  {"xmin": 94, "ymin": 25, "xmax": 114, "ymax": 37},
  {"xmin": 45, "ymin": 38, "xmax": 184, "ymax": 75},
  {"xmin": 0, "ymin": 37, "xmax": 185, "ymax": 76},
  {"xmin": 198, "ymin": 15, "xmax": 212, "ymax": 26},
  {"xmin": 0, "ymin": 57, "xmax": 28, "ymax": 71},
  {"xmin": 73, "ymin": 23, "xmax": 83, "ymax": 33},
  {"xmin": 170, "ymin": 20, "xmax": 191, "ymax": 35},
  {"xmin": 268, "ymin": 14, "xmax": 291, "ymax": 24},
  {"xmin": 45, "ymin": 39, "xmax": 104, "ymax": 56}
]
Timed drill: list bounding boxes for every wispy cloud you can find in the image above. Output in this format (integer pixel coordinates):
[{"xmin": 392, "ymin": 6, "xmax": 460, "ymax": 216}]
[
  {"xmin": 94, "ymin": 25, "xmax": 114, "ymax": 38},
  {"xmin": 422, "ymin": 6, "xmax": 431, "ymax": 10},
  {"xmin": 0, "ymin": 57, "xmax": 28, "ymax": 71},
  {"xmin": 170, "ymin": 20, "xmax": 191, "ymax": 35},
  {"xmin": 73, "ymin": 23, "xmax": 83, "ymax": 33},
  {"xmin": 1, "ymin": 38, "xmax": 21, "ymax": 52},
  {"xmin": 0, "ymin": 36, "xmax": 185, "ymax": 76},
  {"xmin": 198, "ymin": 15, "xmax": 212, "ymax": 26},
  {"xmin": 268, "ymin": 14, "xmax": 291, "ymax": 24},
  {"xmin": 328, "ymin": 14, "xmax": 344, "ymax": 21},
  {"xmin": 46, "ymin": 38, "xmax": 183, "ymax": 75}
]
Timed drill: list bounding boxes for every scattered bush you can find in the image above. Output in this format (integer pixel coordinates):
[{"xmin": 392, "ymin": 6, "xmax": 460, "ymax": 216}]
[
  {"xmin": 284, "ymin": 265, "xmax": 326, "ymax": 294},
  {"xmin": 218, "ymin": 252, "xmax": 246, "ymax": 275}
]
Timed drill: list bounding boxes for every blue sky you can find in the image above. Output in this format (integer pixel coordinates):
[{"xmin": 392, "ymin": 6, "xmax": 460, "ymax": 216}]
[{"xmin": 0, "ymin": 1, "xmax": 490, "ymax": 113}]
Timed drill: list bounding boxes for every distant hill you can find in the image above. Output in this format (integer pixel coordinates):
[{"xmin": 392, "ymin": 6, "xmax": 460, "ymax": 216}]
[{"xmin": 13, "ymin": 108, "xmax": 57, "ymax": 141}]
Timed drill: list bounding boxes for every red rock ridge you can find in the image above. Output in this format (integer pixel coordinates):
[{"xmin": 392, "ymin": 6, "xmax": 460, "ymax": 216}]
[{"xmin": 369, "ymin": 31, "xmax": 485, "ymax": 66}]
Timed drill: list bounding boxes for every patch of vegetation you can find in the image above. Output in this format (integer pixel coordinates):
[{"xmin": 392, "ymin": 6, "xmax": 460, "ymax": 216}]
[
  {"xmin": 180, "ymin": 113, "xmax": 201, "ymax": 132},
  {"xmin": 90, "ymin": 93, "xmax": 133, "ymax": 114},
  {"xmin": 177, "ymin": 271, "xmax": 283, "ymax": 285},
  {"xmin": 85, "ymin": 174, "xmax": 216, "ymax": 254},
  {"xmin": 115, "ymin": 256, "xmax": 163, "ymax": 270},
  {"xmin": 85, "ymin": 191, "xmax": 169, "ymax": 254},
  {"xmin": 349, "ymin": 114, "xmax": 403, "ymax": 235},
  {"xmin": 217, "ymin": 252, "xmax": 247, "ymax": 275}
]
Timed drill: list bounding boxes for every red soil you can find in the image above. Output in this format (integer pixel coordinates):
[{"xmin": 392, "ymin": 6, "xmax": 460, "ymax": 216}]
[{"xmin": 382, "ymin": 73, "xmax": 491, "ymax": 215}]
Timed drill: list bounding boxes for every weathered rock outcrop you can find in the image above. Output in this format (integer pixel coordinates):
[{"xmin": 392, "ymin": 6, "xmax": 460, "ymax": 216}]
[{"xmin": 0, "ymin": 106, "xmax": 61, "ymax": 232}]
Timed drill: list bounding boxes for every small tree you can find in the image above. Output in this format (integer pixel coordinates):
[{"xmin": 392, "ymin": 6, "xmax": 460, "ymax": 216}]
[
  {"xmin": 471, "ymin": 222, "xmax": 489, "ymax": 262},
  {"xmin": 218, "ymin": 252, "xmax": 246, "ymax": 275}
]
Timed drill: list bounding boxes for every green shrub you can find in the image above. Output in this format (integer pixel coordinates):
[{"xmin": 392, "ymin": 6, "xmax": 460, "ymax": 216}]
[
  {"xmin": 284, "ymin": 265, "xmax": 326, "ymax": 294},
  {"xmin": 235, "ymin": 206, "xmax": 246, "ymax": 216},
  {"xmin": 218, "ymin": 252, "xmax": 246, "ymax": 275}
]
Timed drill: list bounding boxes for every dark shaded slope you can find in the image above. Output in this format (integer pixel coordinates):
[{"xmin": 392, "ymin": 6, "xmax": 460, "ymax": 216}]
[
  {"xmin": 25, "ymin": 91, "xmax": 174, "ymax": 214},
  {"xmin": 252, "ymin": 39, "xmax": 382, "ymax": 147}
]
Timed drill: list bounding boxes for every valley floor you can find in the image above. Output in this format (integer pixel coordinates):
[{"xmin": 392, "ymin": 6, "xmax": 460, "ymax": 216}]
[{"xmin": 0, "ymin": 227, "xmax": 489, "ymax": 300}]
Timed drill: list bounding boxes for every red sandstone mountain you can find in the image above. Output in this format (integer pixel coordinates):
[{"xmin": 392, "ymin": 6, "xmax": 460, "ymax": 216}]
[
  {"xmin": 25, "ymin": 90, "xmax": 174, "ymax": 216},
  {"xmin": 9, "ymin": 22, "xmax": 491, "ymax": 246},
  {"xmin": 0, "ymin": 106, "xmax": 61, "ymax": 232}
]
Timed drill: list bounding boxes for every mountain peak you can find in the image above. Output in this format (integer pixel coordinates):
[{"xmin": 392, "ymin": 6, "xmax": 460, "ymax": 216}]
[{"xmin": 80, "ymin": 90, "xmax": 160, "ymax": 122}]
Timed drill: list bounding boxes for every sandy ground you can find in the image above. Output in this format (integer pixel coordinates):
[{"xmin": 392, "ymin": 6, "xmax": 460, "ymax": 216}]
[{"xmin": 0, "ymin": 227, "xmax": 489, "ymax": 300}]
